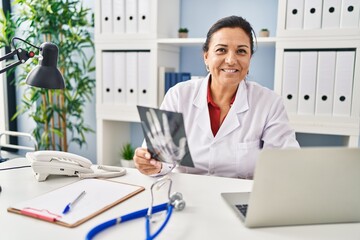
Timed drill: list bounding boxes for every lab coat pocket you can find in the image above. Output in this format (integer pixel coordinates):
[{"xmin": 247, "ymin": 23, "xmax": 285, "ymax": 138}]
[{"xmin": 236, "ymin": 140, "xmax": 261, "ymax": 179}]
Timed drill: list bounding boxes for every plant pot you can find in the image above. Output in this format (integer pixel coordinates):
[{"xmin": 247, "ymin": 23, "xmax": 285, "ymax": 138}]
[
  {"xmin": 259, "ymin": 30, "xmax": 270, "ymax": 37},
  {"xmin": 178, "ymin": 32, "xmax": 188, "ymax": 38},
  {"xmin": 120, "ymin": 159, "xmax": 135, "ymax": 168}
]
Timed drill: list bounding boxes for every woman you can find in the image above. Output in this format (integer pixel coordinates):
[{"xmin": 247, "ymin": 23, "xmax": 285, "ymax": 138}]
[{"xmin": 134, "ymin": 16, "xmax": 299, "ymax": 179}]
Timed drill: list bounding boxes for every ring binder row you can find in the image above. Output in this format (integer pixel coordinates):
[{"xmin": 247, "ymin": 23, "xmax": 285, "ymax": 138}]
[
  {"xmin": 285, "ymin": 0, "xmax": 360, "ymax": 30},
  {"xmin": 281, "ymin": 49, "xmax": 355, "ymax": 117},
  {"xmin": 102, "ymin": 50, "xmax": 151, "ymax": 106},
  {"xmin": 101, "ymin": 0, "xmax": 150, "ymax": 34}
]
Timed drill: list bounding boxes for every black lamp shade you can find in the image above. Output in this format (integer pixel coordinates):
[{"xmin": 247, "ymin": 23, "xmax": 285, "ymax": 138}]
[{"xmin": 26, "ymin": 42, "xmax": 65, "ymax": 89}]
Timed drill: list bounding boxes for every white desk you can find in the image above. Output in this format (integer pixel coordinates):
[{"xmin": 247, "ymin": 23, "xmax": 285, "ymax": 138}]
[{"xmin": 1, "ymin": 158, "xmax": 359, "ymax": 240}]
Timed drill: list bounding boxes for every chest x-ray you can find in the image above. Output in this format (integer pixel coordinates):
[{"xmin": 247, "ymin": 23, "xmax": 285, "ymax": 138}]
[{"xmin": 137, "ymin": 106, "xmax": 194, "ymax": 168}]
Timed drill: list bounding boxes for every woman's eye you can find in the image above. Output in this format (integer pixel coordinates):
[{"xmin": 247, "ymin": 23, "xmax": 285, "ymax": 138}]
[
  {"xmin": 237, "ymin": 49, "xmax": 247, "ymax": 54},
  {"xmin": 216, "ymin": 48, "xmax": 226, "ymax": 53}
]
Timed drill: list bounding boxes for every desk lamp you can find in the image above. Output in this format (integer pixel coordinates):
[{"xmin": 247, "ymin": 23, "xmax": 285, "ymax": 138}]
[{"xmin": 0, "ymin": 37, "xmax": 65, "ymax": 89}]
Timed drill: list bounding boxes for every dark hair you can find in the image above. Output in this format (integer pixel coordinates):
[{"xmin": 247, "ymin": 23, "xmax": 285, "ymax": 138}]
[{"xmin": 202, "ymin": 15, "xmax": 256, "ymax": 55}]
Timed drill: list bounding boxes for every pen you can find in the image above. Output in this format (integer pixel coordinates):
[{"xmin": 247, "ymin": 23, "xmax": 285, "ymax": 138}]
[{"xmin": 62, "ymin": 190, "xmax": 86, "ymax": 214}]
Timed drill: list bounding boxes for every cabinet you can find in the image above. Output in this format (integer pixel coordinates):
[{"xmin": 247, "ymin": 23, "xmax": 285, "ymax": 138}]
[{"xmin": 95, "ymin": 0, "xmax": 360, "ymax": 165}]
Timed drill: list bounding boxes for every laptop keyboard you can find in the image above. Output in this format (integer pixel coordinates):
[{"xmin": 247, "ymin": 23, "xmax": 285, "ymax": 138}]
[{"xmin": 235, "ymin": 204, "xmax": 248, "ymax": 217}]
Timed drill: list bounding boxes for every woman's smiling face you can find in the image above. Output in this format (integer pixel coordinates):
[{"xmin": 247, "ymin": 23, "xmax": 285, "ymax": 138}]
[{"xmin": 204, "ymin": 27, "xmax": 252, "ymax": 87}]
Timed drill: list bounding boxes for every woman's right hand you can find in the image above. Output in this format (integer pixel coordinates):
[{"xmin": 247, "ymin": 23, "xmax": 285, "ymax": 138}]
[{"xmin": 133, "ymin": 147, "xmax": 162, "ymax": 175}]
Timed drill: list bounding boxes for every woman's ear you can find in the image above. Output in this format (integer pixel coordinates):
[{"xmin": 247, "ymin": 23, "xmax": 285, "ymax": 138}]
[{"xmin": 203, "ymin": 51, "xmax": 208, "ymax": 63}]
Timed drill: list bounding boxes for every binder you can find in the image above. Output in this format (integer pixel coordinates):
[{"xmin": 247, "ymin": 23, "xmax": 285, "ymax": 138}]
[
  {"xmin": 113, "ymin": 52, "xmax": 126, "ymax": 104},
  {"xmin": 282, "ymin": 51, "xmax": 301, "ymax": 113},
  {"xmin": 303, "ymin": 0, "xmax": 323, "ymax": 29},
  {"xmin": 333, "ymin": 51, "xmax": 355, "ymax": 116},
  {"xmin": 138, "ymin": 51, "xmax": 151, "ymax": 106},
  {"xmin": 298, "ymin": 51, "xmax": 318, "ymax": 115},
  {"xmin": 178, "ymin": 72, "xmax": 191, "ymax": 82},
  {"xmin": 315, "ymin": 51, "xmax": 336, "ymax": 115},
  {"xmin": 138, "ymin": 0, "xmax": 150, "ymax": 33},
  {"xmin": 322, "ymin": 0, "xmax": 342, "ymax": 29},
  {"xmin": 101, "ymin": 0, "xmax": 113, "ymax": 33},
  {"xmin": 102, "ymin": 52, "xmax": 114, "ymax": 104},
  {"xmin": 125, "ymin": 0, "xmax": 138, "ymax": 33},
  {"xmin": 113, "ymin": 0, "xmax": 126, "ymax": 34},
  {"xmin": 285, "ymin": 0, "xmax": 305, "ymax": 29},
  {"xmin": 125, "ymin": 51, "xmax": 138, "ymax": 105},
  {"xmin": 8, "ymin": 179, "xmax": 144, "ymax": 227},
  {"xmin": 340, "ymin": 0, "xmax": 360, "ymax": 28}
]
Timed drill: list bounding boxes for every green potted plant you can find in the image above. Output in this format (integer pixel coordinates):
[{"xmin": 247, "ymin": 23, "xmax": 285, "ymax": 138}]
[
  {"xmin": 0, "ymin": 0, "xmax": 95, "ymax": 151},
  {"xmin": 259, "ymin": 28, "xmax": 270, "ymax": 37},
  {"xmin": 120, "ymin": 143, "xmax": 135, "ymax": 168},
  {"xmin": 178, "ymin": 27, "xmax": 189, "ymax": 38}
]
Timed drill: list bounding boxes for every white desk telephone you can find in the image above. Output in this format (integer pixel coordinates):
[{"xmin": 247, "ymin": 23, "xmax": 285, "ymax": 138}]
[{"xmin": 26, "ymin": 151, "xmax": 126, "ymax": 181}]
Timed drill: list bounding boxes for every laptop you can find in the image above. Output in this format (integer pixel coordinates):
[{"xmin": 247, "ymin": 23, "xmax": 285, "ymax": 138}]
[{"xmin": 221, "ymin": 147, "xmax": 360, "ymax": 228}]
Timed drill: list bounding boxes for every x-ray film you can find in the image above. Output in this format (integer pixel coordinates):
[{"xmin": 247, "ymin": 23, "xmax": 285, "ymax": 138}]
[{"xmin": 137, "ymin": 106, "xmax": 194, "ymax": 168}]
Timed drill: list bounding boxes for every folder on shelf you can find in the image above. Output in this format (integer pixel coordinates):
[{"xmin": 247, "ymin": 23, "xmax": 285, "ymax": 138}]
[
  {"xmin": 102, "ymin": 52, "xmax": 114, "ymax": 104},
  {"xmin": 340, "ymin": 0, "xmax": 360, "ymax": 28},
  {"xmin": 298, "ymin": 51, "xmax": 318, "ymax": 115},
  {"xmin": 138, "ymin": 51, "xmax": 151, "ymax": 106},
  {"xmin": 125, "ymin": 51, "xmax": 138, "ymax": 105},
  {"xmin": 138, "ymin": 0, "xmax": 151, "ymax": 33},
  {"xmin": 285, "ymin": 0, "xmax": 305, "ymax": 29},
  {"xmin": 303, "ymin": 0, "xmax": 323, "ymax": 29},
  {"xmin": 113, "ymin": 0, "xmax": 126, "ymax": 34},
  {"xmin": 282, "ymin": 51, "xmax": 300, "ymax": 113},
  {"xmin": 125, "ymin": 0, "xmax": 138, "ymax": 33},
  {"xmin": 8, "ymin": 179, "xmax": 144, "ymax": 228},
  {"xmin": 101, "ymin": 0, "xmax": 113, "ymax": 33},
  {"xmin": 333, "ymin": 50, "xmax": 355, "ymax": 116},
  {"xmin": 322, "ymin": 0, "xmax": 342, "ymax": 29},
  {"xmin": 315, "ymin": 51, "xmax": 336, "ymax": 115},
  {"xmin": 113, "ymin": 52, "xmax": 126, "ymax": 104}
]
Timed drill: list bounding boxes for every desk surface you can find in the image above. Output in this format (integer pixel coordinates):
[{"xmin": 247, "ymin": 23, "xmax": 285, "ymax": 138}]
[{"xmin": 1, "ymin": 158, "xmax": 360, "ymax": 240}]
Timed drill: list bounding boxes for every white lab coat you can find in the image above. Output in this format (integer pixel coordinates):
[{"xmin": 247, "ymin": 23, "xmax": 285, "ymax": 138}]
[{"xmin": 159, "ymin": 75, "xmax": 299, "ymax": 179}]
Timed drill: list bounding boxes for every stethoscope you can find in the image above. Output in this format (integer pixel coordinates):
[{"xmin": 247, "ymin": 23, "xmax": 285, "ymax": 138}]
[{"xmin": 85, "ymin": 176, "xmax": 186, "ymax": 240}]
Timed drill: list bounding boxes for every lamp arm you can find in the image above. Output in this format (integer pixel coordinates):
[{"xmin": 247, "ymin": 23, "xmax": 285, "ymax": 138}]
[{"xmin": 0, "ymin": 48, "xmax": 35, "ymax": 74}]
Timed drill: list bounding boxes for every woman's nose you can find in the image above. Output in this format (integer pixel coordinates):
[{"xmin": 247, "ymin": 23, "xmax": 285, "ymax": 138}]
[{"xmin": 225, "ymin": 52, "xmax": 236, "ymax": 64}]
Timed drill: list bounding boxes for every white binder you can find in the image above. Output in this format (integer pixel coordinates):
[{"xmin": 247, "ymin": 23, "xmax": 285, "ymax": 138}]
[
  {"xmin": 282, "ymin": 51, "xmax": 301, "ymax": 113},
  {"xmin": 138, "ymin": 0, "xmax": 150, "ymax": 33},
  {"xmin": 333, "ymin": 51, "xmax": 355, "ymax": 116},
  {"xmin": 298, "ymin": 51, "xmax": 318, "ymax": 115},
  {"xmin": 101, "ymin": 0, "xmax": 113, "ymax": 33},
  {"xmin": 138, "ymin": 51, "xmax": 151, "ymax": 106},
  {"xmin": 113, "ymin": 0, "xmax": 126, "ymax": 34},
  {"xmin": 303, "ymin": 0, "xmax": 323, "ymax": 29},
  {"xmin": 102, "ymin": 52, "xmax": 114, "ymax": 104},
  {"xmin": 322, "ymin": 0, "xmax": 342, "ymax": 29},
  {"xmin": 113, "ymin": 52, "xmax": 126, "ymax": 104},
  {"xmin": 286, "ymin": 0, "xmax": 305, "ymax": 29},
  {"xmin": 315, "ymin": 51, "xmax": 336, "ymax": 115},
  {"xmin": 340, "ymin": 0, "xmax": 360, "ymax": 28},
  {"xmin": 125, "ymin": 0, "xmax": 138, "ymax": 33},
  {"xmin": 125, "ymin": 52, "xmax": 138, "ymax": 105}
]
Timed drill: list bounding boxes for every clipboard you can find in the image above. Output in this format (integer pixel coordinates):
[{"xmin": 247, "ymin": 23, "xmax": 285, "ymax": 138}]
[{"xmin": 7, "ymin": 178, "xmax": 144, "ymax": 228}]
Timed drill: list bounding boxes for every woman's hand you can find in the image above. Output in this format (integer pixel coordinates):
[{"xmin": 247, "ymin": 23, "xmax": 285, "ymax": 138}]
[{"xmin": 133, "ymin": 147, "xmax": 162, "ymax": 175}]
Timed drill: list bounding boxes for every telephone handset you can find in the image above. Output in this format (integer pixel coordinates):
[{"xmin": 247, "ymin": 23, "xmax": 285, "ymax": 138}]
[{"xmin": 26, "ymin": 150, "xmax": 126, "ymax": 182}]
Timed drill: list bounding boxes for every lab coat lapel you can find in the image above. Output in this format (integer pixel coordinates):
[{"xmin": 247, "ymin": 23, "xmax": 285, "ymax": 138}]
[
  {"xmin": 193, "ymin": 75, "xmax": 214, "ymax": 140},
  {"xmin": 215, "ymin": 81, "xmax": 249, "ymax": 141}
]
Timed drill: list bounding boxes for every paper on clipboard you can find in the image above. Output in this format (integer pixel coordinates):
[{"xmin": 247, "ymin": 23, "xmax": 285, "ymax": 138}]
[{"xmin": 7, "ymin": 178, "xmax": 144, "ymax": 228}]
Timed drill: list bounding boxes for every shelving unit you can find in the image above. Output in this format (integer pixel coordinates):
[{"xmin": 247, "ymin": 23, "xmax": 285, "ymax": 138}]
[
  {"xmin": 95, "ymin": 0, "xmax": 360, "ymax": 165},
  {"xmin": 274, "ymin": 0, "xmax": 360, "ymax": 147}
]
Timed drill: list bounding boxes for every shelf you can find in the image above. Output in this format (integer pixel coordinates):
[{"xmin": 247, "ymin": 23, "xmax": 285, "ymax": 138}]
[{"xmin": 157, "ymin": 37, "xmax": 277, "ymax": 46}]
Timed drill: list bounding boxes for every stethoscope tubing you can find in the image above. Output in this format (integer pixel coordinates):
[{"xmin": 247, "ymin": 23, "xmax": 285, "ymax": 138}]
[
  {"xmin": 86, "ymin": 202, "xmax": 169, "ymax": 240},
  {"xmin": 146, "ymin": 204, "xmax": 173, "ymax": 240}
]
